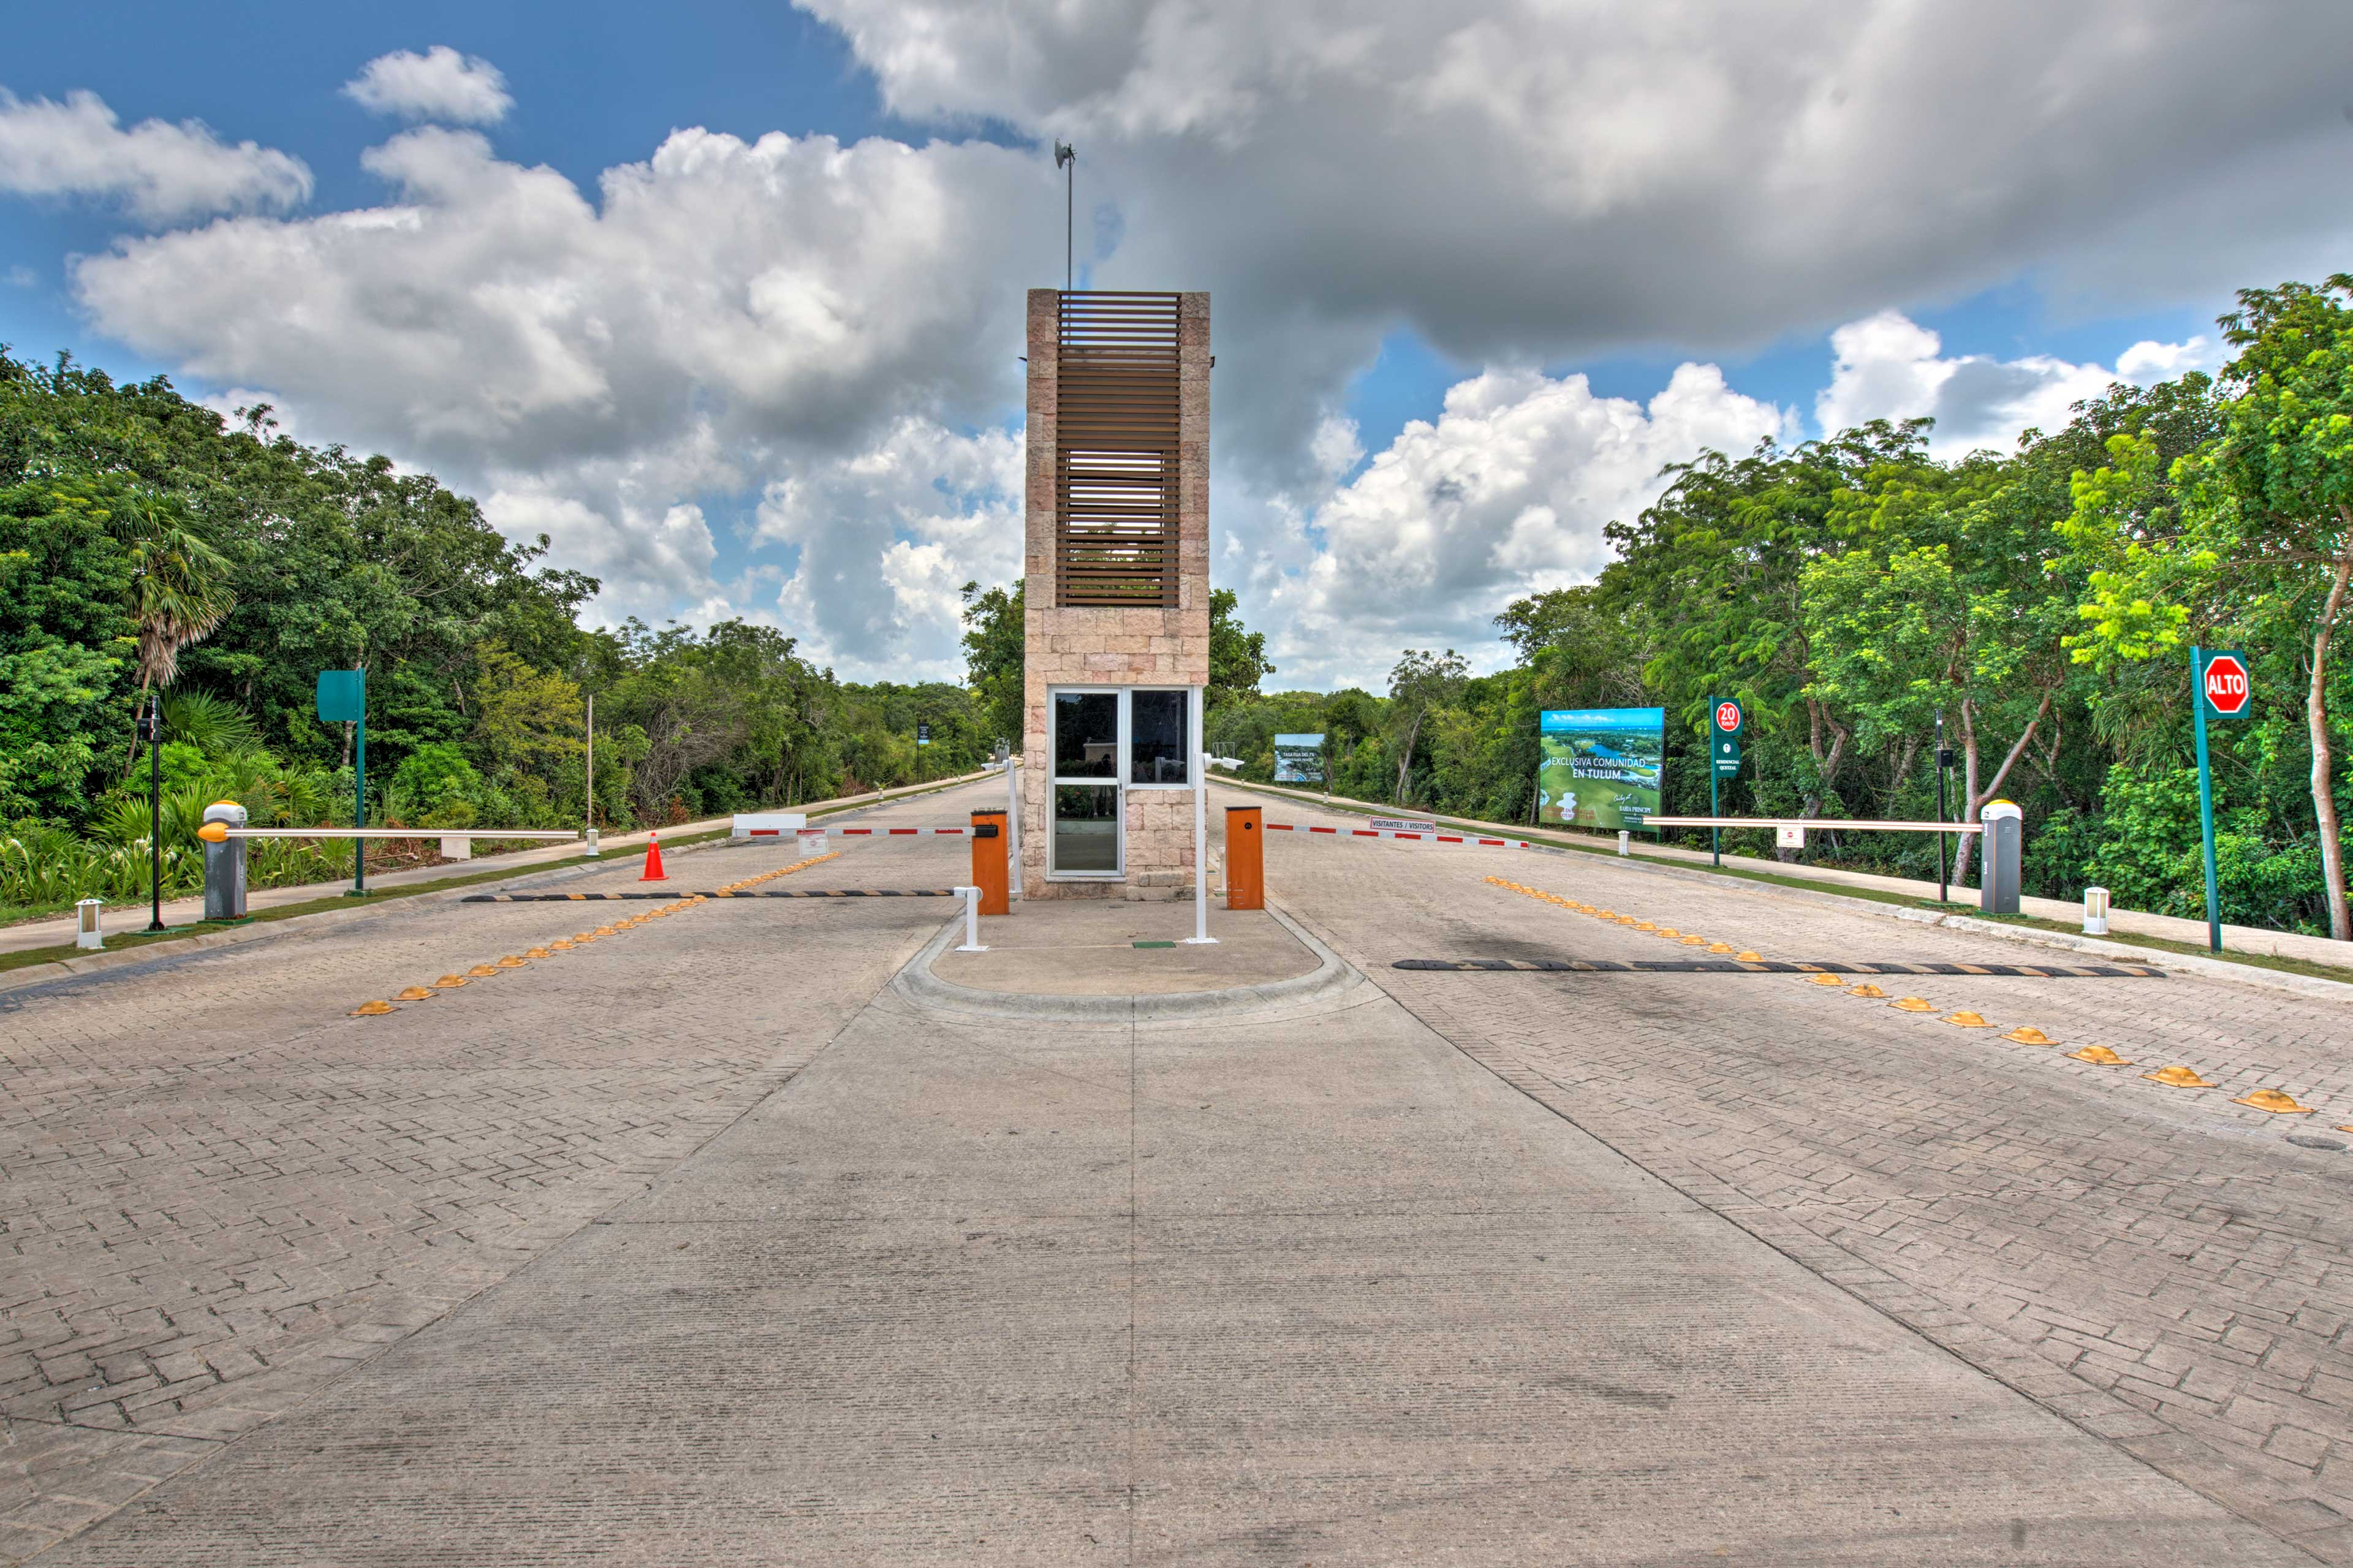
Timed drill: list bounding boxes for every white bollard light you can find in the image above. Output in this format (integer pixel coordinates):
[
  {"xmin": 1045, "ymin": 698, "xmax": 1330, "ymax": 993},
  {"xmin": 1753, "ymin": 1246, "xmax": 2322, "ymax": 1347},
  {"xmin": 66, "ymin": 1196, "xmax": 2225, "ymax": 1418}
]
[
  {"xmin": 75, "ymin": 898, "xmax": 104, "ymax": 950},
  {"xmin": 584, "ymin": 827, "xmax": 599, "ymax": 857},
  {"xmin": 955, "ymin": 885, "xmax": 988, "ymax": 952},
  {"xmin": 1617, "ymin": 830, "xmax": 1630, "ymax": 857},
  {"xmin": 2083, "ymin": 885, "xmax": 2110, "ymax": 936}
]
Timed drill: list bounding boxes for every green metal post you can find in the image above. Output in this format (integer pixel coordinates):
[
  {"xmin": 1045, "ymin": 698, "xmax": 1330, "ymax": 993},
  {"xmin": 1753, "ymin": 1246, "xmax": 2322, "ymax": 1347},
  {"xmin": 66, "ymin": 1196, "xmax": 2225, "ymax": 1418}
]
[
  {"xmin": 352, "ymin": 713, "xmax": 367, "ymax": 897},
  {"xmin": 2191, "ymin": 646, "xmax": 2219, "ymax": 953}
]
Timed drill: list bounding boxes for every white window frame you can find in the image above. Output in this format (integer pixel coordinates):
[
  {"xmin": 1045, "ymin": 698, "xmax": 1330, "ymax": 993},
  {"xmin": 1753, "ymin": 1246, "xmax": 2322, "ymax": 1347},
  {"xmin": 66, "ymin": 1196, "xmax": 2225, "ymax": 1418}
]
[
  {"xmin": 1045, "ymin": 684, "xmax": 1204, "ymax": 879},
  {"xmin": 1123, "ymin": 685, "xmax": 1198, "ymax": 791},
  {"xmin": 1048, "ymin": 686, "xmax": 1126, "ymax": 880}
]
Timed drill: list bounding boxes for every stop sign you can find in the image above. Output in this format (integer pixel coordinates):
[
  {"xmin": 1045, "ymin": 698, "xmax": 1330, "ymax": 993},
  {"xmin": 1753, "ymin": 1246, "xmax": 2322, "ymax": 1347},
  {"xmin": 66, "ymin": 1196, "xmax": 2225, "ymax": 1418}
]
[
  {"xmin": 1713, "ymin": 700, "xmax": 1743, "ymax": 735},
  {"xmin": 2202, "ymin": 652, "xmax": 2251, "ymax": 718}
]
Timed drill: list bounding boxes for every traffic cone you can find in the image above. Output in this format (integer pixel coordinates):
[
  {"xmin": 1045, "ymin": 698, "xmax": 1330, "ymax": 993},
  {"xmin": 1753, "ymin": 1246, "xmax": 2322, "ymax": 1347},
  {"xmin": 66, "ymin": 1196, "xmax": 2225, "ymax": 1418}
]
[{"xmin": 640, "ymin": 833, "xmax": 667, "ymax": 881}]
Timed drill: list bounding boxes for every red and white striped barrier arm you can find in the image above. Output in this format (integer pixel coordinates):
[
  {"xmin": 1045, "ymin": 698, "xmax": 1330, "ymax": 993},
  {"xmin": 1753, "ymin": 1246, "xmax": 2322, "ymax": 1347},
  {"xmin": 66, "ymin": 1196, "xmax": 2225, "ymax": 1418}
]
[
  {"xmin": 1263, "ymin": 824, "xmax": 1540, "ymax": 850},
  {"xmin": 740, "ymin": 825, "xmax": 980, "ymax": 837}
]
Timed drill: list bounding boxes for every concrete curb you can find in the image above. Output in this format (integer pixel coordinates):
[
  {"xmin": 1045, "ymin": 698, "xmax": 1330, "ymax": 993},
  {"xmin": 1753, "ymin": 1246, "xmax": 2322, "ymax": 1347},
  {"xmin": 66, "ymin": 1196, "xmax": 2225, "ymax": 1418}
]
[
  {"xmin": 889, "ymin": 903, "xmax": 1366, "ymax": 1023},
  {"xmin": 0, "ymin": 775, "xmax": 990, "ymax": 1000}
]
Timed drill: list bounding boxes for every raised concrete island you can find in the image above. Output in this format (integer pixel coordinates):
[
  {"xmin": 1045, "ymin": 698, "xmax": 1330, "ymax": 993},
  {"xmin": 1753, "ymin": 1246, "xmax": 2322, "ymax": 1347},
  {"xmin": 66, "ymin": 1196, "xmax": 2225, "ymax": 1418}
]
[{"xmin": 1020, "ymin": 289, "xmax": 1211, "ymax": 900}]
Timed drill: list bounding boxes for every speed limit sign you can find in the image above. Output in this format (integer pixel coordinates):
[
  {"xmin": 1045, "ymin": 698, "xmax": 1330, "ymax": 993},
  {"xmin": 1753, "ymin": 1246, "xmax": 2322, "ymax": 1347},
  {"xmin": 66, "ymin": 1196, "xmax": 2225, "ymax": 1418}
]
[{"xmin": 1713, "ymin": 699, "xmax": 1744, "ymax": 736}]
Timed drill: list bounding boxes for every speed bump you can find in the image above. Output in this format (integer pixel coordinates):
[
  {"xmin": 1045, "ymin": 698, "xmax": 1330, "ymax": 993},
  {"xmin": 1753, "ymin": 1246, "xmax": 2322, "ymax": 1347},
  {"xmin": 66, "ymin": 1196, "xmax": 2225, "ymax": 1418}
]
[
  {"xmin": 2234, "ymin": 1089, "xmax": 2316, "ymax": 1115},
  {"xmin": 2069, "ymin": 1045, "xmax": 2131, "ymax": 1066},
  {"xmin": 2145, "ymin": 1066, "xmax": 2216, "ymax": 1088}
]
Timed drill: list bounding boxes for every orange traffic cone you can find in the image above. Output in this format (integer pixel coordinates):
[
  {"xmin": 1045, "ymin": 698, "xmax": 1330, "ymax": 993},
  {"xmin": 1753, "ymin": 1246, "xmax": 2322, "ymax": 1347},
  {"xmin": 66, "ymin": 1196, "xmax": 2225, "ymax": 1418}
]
[{"xmin": 639, "ymin": 833, "xmax": 667, "ymax": 881}]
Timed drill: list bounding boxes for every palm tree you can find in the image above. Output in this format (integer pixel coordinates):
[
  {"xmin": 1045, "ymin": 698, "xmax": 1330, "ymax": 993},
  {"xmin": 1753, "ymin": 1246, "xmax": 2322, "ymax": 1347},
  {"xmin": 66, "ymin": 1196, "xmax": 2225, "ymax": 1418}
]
[{"xmin": 114, "ymin": 490, "xmax": 235, "ymax": 775}]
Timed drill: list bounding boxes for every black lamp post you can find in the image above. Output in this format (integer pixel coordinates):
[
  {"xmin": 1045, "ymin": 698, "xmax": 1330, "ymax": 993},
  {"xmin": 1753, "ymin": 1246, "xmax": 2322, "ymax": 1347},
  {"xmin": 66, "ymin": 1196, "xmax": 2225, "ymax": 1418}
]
[
  {"xmin": 143, "ymin": 698, "xmax": 165, "ymax": 931},
  {"xmin": 1934, "ymin": 710, "xmax": 1949, "ymax": 904}
]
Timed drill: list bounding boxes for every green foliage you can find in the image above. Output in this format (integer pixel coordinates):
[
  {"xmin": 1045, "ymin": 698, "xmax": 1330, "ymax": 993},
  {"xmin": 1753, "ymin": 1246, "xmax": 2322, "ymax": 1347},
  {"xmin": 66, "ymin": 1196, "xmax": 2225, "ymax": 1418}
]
[
  {"xmin": 959, "ymin": 578, "xmax": 1025, "ymax": 750},
  {"xmin": 1208, "ymin": 587, "xmax": 1275, "ymax": 711}
]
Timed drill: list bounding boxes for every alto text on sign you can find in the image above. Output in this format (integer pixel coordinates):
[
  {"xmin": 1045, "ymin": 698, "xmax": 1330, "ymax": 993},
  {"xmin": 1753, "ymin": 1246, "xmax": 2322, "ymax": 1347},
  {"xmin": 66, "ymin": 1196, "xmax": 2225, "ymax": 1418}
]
[{"xmin": 2201, "ymin": 651, "xmax": 2251, "ymax": 719}]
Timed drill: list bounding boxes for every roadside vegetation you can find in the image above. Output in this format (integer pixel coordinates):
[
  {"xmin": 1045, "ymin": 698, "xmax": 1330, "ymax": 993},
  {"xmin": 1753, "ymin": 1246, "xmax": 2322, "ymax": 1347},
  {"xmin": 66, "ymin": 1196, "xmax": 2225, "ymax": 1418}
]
[{"xmin": 0, "ymin": 350, "xmax": 990, "ymax": 920}]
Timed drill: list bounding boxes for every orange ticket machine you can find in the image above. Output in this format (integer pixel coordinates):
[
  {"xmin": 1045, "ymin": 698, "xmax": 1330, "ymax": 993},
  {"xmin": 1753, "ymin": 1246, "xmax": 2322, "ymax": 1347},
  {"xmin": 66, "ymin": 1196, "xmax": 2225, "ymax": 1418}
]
[
  {"xmin": 970, "ymin": 809, "xmax": 1009, "ymax": 915},
  {"xmin": 1224, "ymin": 805, "xmax": 1263, "ymax": 910}
]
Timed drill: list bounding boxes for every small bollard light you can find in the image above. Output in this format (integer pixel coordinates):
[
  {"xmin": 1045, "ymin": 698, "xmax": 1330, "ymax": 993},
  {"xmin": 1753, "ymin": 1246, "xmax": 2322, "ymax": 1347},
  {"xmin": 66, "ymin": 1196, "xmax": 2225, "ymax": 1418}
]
[
  {"xmin": 584, "ymin": 827, "xmax": 600, "ymax": 858},
  {"xmin": 1617, "ymin": 830, "xmax": 1630, "ymax": 857},
  {"xmin": 75, "ymin": 898, "xmax": 103, "ymax": 950},
  {"xmin": 2083, "ymin": 885, "xmax": 2110, "ymax": 936}
]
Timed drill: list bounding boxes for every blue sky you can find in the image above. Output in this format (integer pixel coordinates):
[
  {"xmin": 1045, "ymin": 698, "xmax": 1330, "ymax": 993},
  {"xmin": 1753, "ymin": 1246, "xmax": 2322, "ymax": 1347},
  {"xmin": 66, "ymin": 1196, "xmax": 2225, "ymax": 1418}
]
[{"xmin": 4, "ymin": 4, "xmax": 2345, "ymax": 688}]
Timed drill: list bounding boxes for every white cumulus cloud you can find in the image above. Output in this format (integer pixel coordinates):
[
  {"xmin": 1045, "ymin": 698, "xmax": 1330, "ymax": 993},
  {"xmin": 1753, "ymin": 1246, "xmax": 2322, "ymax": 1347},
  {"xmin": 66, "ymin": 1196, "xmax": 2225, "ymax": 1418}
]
[
  {"xmin": 343, "ymin": 47, "xmax": 515, "ymax": 125},
  {"xmin": 1239, "ymin": 362, "xmax": 1797, "ymax": 689},
  {"xmin": 1815, "ymin": 310, "xmax": 2224, "ymax": 458},
  {"xmin": 0, "ymin": 89, "xmax": 310, "ymax": 223}
]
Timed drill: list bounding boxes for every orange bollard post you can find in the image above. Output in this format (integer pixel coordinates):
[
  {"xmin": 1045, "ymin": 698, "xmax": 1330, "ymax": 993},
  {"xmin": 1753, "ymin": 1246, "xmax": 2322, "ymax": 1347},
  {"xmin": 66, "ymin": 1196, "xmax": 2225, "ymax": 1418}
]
[
  {"xmin": 1224, "ymin": 806, "xmax": 1263, "ymax": 910},
  {"xmin": 970, "ymin": 809, "xmax": 1009, "ymax": 915}
]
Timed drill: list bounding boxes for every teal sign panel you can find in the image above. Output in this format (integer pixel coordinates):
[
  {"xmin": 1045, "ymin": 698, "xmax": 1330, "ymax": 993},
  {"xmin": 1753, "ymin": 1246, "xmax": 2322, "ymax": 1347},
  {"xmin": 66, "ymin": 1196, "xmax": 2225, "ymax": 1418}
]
[{"xmin": 316, "ymin": 669, "xmax": 365, "ymax": 723}]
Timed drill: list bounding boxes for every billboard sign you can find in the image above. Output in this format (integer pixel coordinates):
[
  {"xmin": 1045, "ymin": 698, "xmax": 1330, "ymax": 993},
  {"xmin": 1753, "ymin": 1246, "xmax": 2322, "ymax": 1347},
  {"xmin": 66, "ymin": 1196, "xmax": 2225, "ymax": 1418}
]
[
  {"xmin": 1539, "ymin": 708, "xmax": 1665, "ymax": 830},
  {"xmin": 1273, "ymin": 733, "xmax": 1326, "ymax": 784}
]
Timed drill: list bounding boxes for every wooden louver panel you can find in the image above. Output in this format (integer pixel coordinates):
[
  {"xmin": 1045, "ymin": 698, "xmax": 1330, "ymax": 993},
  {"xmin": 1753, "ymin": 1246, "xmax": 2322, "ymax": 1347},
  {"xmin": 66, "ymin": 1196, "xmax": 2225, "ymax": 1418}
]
[{"xmin": 1056, "ymin": 291, "xmax": 1180, "ymax": 608}]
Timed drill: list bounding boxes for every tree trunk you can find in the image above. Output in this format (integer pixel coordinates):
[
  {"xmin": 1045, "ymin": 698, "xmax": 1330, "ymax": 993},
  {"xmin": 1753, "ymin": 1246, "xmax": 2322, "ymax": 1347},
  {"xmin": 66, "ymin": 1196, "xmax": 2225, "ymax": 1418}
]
[
  {"xmin": 2310, "ymin": 539, "xmax": 2352, "ymax": 942},
  {"xmin": 1394, "ymin": 708, "xmax": 1423, "ymax": 805},
  {"xmin": 1952, "ymin": 690, "xmax": 2053, "ymax": 890}
]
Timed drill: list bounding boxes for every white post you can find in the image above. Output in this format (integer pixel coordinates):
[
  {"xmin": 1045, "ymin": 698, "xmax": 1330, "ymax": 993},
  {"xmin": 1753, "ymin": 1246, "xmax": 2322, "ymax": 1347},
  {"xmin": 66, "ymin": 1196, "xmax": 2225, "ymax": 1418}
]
[
  {"xmin": 1005, "ymin": 757, "xmax": 1022, "ymax": 901},
  {"xmin": 2083, "ymin": 885, "xmax": 2110, "ymax": 936},
  {"xmin": 75, "ymin": 898, "xmax": 103, "ymax": 950},
  {"xmin": 1617, "ymin": 830, "xmax": 1630, "ymax": 857},
  {"xmin": 1184, "ymin": 748, "xmax": 1216, "ymax": 944},
  {"xmin": 583, "ymin": 692, "xmax": 597, "ymax": 855},
  {"xmin": 955, "ymin": 885, "xmax": 988, "ymax": 952}
]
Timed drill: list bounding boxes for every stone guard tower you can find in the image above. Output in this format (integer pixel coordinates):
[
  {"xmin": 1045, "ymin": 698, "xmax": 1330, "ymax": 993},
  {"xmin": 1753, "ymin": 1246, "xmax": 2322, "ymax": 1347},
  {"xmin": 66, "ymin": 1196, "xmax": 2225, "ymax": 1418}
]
[{"xmin": 1021, "ymin": 290, "xmax": 1210, "ymax": 899}]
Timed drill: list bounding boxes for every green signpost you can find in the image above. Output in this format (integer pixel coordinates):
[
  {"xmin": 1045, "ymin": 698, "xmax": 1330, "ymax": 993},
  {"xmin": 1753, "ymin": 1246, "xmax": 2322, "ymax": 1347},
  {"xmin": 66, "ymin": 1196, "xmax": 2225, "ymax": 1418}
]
[
  {"xmin": 1708, "ymin": 697, "xmax": 1743, "ymax": 867},
  {"xmin": 2189, "ymin": 646, "xmax": 2250, "ymax": 953},
  {"xmin": 316, "ymin": 670, "xmax": 367, "ymax": 896}
]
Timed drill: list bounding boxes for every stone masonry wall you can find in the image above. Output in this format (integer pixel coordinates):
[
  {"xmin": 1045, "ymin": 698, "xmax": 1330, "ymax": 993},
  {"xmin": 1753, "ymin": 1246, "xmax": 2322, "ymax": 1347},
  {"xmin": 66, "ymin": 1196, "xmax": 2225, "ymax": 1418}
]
[{"xmin": 1020, "ymin": 289, "xmax": 1210, "ymax": 899}]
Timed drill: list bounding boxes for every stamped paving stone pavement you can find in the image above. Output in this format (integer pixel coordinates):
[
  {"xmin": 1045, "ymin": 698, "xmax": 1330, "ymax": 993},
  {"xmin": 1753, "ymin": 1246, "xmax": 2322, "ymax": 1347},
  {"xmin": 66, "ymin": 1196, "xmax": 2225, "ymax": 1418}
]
[
  {"xmin": 3, "ymin": 773, "xmax": 2350, "ymax": 1562},
  {"xmin": 0, "ymin": 792, "xmax": 971, "ymax": 1563},
  {"xmin": 1246, "ymin": 784, "xmax": 2353, "ymax": 1563}
]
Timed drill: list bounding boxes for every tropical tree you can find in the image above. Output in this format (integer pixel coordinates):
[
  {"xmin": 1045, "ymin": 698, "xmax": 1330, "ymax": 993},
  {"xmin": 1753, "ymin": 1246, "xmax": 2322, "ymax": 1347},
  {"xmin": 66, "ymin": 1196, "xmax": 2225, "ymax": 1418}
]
[{"xmin": 1385, "ymin": 648, "xmax": 1469, "ymax": 804}]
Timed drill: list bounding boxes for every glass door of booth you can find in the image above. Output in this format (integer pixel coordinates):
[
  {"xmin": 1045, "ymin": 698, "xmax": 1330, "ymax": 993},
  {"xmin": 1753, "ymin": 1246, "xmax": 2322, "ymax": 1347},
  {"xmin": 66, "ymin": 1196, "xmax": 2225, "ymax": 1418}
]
[{"xmin": 1050, "ymin": 690, "xmax": 1123, "ymax": 876}]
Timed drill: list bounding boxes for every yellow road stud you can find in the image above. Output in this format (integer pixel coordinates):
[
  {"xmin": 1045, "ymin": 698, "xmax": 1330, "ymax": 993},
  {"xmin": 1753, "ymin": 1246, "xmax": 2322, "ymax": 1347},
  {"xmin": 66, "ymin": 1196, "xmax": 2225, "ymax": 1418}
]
[
  {"xmin": 1736, "ymin": 951, "xmax": 1763, "ymax": 963},
  {"xmin": 468, "ymin": 964, "xmax": 501, "ymax": 977},
  {"xmin": 1595, "ymin": 909, "xmax": 1615, "ymax": 919},
  {"xmin": 1891, "ymin": 996, "xmax": 1937, "ymax": 1012},
  {"xmin": 349, "ymin": 999, "xmax": 396, "ymax": 1016},
  {"xmin": 549, "ymin": 940, "xmax": 574, "ymax": 950},
  {"xmin": 1680, "ymin": 935, "xmax": 1708, "ymax": 946},
  {"xmin": 595, "ymin": 926, "xmax": 616, "ymax": 936},
  {"xmin": 1654, "ymin": 927, "xmax": 1680, "ymax": 938},
  {"xmin": 2234, "ymin": 1089, "xmax": 2316, "ymax": 1114},
  {"xmin": 434, "ymin": 974, "xmax": 471, "ymax": 987},
  {"xmin": 2144, "ymin": 1066, "xmax": 2215, "ymax": 1088},
  {"xmin": 526, "ymin": 947, "xmax": 554, "ymax": 960},
  {"xmin": 2003, "ymin": 1026, "xmax": 2055, "ymax": 1045},
  {"xmin": 395, "ymin": 987, "xmax": 437, "ymax": 1002},
  {"xmin": 1847, "ymin": 983, "xmax": 1885, "ymax": 998},
  {"xmin": 1806, "ymin": 973, "xmax": 1846, "ymax": 986},
  {"xmin": 1944, "ymin": 1011, "xmax": 1993, "ymax": 1028},
  {"xmin": 1707, "ymin": 942, "xmax": 1733, "ymax": 954},
  {"xmin": 496, "ymin": 956, "xmax": 529, "ymax": 968},
  {"xmin": 2068, "ymin": 1045, "xmax": 2130, "ymax": 1066},
  {"xmin": 1634, "ymin": 922, "xmax": 1657, "ymax": 931}
]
